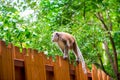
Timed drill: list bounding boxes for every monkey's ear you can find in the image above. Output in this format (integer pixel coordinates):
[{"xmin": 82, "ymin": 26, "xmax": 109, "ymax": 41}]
[{"xmin": 56, "ymin": 32, "xmax": 59, "ymax": 36}]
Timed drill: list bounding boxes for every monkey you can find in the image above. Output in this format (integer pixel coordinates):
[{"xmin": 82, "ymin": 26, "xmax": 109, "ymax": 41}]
[{"xmin": 52, "ymin": 32, "xmax": 87, "ymax": 73}]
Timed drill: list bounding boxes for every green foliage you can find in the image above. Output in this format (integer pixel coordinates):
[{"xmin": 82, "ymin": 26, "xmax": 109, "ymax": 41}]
[{"xmin": 0, "ymin": 0, "xmax": 120, "ymax": 79}]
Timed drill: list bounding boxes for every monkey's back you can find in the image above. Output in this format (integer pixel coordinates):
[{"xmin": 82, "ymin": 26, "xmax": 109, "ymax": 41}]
[{"xmin": 58, "ymin": 32, "xmax": 75, "ymax": 49}]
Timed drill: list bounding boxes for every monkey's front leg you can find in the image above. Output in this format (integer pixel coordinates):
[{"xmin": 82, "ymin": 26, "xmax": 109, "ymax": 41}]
[{"xmin": 63, "ymin": 45, "xmax": 68, "ymax": 59}]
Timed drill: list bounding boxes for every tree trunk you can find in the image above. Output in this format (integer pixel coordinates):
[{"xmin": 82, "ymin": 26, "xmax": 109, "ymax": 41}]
[
  {"xmin": 103, "ymin": 41, "xmax": 118, "ymax": 78},
  {"xmin": 95, "ymin": 12, "xmax": 119, "ymax": 80}
]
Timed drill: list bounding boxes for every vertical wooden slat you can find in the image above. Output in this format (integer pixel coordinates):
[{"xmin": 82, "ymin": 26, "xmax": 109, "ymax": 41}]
[
  {"xmin": 24, "ymin": 49, "xmax": 46, "ymax": 80},
  {"xmin": 92, "ymin": 64, "xmax": 98, "ymax": 80},
  {"xmin": 33, "ymin": 50, "xmax": 46, "ymax": 80},
  {"xmin": 0, "ymin": 41, "xmax": 15, "ymax": 80},
  {"xmin": 0, "ymin": 41, "xmax": 2, "ymax": 80},
  {"xmin": 98, "ymin": 69, "xmax": 102, "ymax": 80},
  {"xmin": 54, "ymin": 56, "xmax": 70, "ymax": 80},
  {"xmin": 75, "ymin": 63, "xmax": 88, "ymax": 80},
  {"xmin": 24, "ymin": 49, "xmax": 33, "ymax": 80},
  {"xmin": 102, "ymin": 70, "xmax": 107, "ymax": 80},
  {"xmin": 0, "ymin": 56, "xmax": 2, "ymax": 80},
  {"xmin": 0, "ymin": 41, "xmax": 6, "ymax": 80},
  {"xmin": 75, "ymin": 63, "xmax": 82, "ymax": 80},
  {"xmin": 107, "ymin": 75, "xmax": 110, "ymax": 80}
]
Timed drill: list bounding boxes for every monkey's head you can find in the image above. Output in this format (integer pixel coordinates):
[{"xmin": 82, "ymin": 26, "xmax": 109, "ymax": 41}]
[{"xmin": 52, "ymin": 32, "xmax": 59, "ymax": 42}]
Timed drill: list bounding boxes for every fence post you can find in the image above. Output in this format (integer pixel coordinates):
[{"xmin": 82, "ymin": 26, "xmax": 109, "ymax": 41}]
[{"xmin": 54, "ymin": 56, "xmax": 70, "ymax": 80}]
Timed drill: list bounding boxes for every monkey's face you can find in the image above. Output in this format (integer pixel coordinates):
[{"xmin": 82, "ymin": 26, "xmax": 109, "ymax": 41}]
[{"xmin": 52, "ymin": 32, "xmax": 59, "ymax": 42}]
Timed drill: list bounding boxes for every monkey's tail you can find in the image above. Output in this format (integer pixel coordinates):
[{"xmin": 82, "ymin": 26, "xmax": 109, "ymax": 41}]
[{"xmin": 76, "ymin": 45, "xmax": 87, "ymax": 74}]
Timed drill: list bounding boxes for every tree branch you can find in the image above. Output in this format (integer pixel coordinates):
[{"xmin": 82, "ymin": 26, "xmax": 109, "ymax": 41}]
[
  {"xmin": 95, "ymin": 12, "xmax": 108, "ymax": 31},
  {"xmin": 97, "ymin": 54, "xmax": 105, "ymax": 71}
]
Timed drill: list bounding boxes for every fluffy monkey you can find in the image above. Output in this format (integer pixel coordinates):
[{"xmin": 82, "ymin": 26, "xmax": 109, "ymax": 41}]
[{"xmin": 52, "ymin": 32, "xmax": 87, "ymax": 73}]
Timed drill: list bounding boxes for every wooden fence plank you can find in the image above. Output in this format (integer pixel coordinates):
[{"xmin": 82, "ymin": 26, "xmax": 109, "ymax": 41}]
[
  {"xmin": 0, "ymin": 42, "xmax": 15, "ymax": 80},
  {"xmin": 0, "ymin": 41, "xmax": 3, "ymax": 80},
  {"xmin": 75, "ymin": 63, "xmax": 82, "ymax": 80},
  {"xmin": 0, "ymin": 56, "xmax": 2, "ymax": 80},
  {"xmin": 98, "ymin": 69, "xmax": 102, "ymax": 80},
  {"xmin": 24, "ymin": 49, "xmax": 33, "ymax": 80},
  {"xmin": 54, "ymin": 56, "xmax": 70, "ymax": 80},
  {"xmin": 75, "ymin": 63, "xmax": 88, "ymax": 80},
  {"xmin": 33, "ymin": 50, "xmax": 46, "ymax": 80},
  {"xmin": 102, "ymin": 70, "xmax": 107, "ymax": 80},
  {"xmin": 92, "ymin": 64, "xmax": 98, "ymax": 80},
  {"xmin": 24, "ymin": 49, "xmax": 46, "ymax": 80},
  {"xmin": 107, "ymin": 75, "xmax": 110, "ymax": 80}
]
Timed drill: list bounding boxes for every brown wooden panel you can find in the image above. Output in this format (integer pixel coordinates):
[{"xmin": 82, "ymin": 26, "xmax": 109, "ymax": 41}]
[
  {"xmin": 0, "ymin": 56, "xmax": 2, "ymax": 80},
  {"xmin": 33, "ymin": 50, "xmax": 46, "ymax": 80},
  {"xmin": 102, "ymin": 70, "xmax": 107, "ymax": 80},
  {"xmin": 0, "ymin": 40, "xmax": 112, "ymax": 80},
  {"xmin": 0, "ymin": 42, "xmax": 15, "ymax": 80},
  {"xmin": 75, "ymin": 63, "xmax": 88, "ymax": 80},
  {"xmin": 98, "ymin": 69, "xmax": 102, "ymax": 80},
  {"xmin": 24, "ymin": 49, "xmax": 33, "ymax": 80},
  {"xmin": 92, "ymin": 64, "xmax": 98, "ymax": 80},
  {"xmin": 24, "ymin": 49, "xmax": 46, "ymax": 80},
  {"xmin": 107, "ymin": 75, "xmax": 110, "ymax": 80},
  {"xmin": 54, "ymin": 56, "xmax": 70, "ymax": 80}
]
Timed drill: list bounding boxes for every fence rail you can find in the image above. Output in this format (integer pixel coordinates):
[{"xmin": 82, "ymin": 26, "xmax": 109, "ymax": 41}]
[{"xmin": 0, "ymin": 40, "xmax": 111, "ymax": 80}]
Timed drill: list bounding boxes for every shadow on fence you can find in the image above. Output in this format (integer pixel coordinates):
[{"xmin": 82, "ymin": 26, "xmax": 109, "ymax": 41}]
[{"xmin": 0, "ymin": 40, "xmax": 111, "ymax": 80}]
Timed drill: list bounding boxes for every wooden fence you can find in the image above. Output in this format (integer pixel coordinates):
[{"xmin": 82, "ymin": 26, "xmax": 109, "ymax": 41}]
[{"xmin": 0, "ymin": 40, "xmax": 111, "ymax": 80}]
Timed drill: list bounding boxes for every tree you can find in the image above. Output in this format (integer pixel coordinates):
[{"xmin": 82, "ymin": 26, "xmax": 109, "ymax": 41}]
[{"xmin": 0, "ymin": 0, "xmax": 120, "ymax": 79}]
